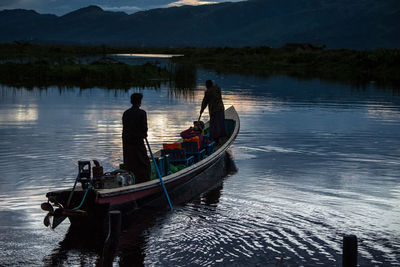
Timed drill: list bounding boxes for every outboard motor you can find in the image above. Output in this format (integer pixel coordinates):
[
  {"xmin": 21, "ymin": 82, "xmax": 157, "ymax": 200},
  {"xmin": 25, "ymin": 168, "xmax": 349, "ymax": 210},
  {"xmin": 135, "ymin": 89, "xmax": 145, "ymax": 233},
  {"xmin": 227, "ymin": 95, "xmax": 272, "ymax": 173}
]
[
  {"xmin": 92, "ymin": 160, "xmax": 104, "ymax": 189},
  {"xmin": 41, "ymin": 159, "xmax": 102, "ymax": 229}
]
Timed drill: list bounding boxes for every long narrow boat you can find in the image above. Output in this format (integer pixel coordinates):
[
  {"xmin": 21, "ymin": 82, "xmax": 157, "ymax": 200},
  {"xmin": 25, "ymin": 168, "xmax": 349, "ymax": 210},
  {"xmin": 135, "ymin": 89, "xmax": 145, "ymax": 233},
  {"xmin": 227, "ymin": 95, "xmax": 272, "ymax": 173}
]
[{"xmin": 42, "ymin": 106, "xmax": 240, "ymax": 230}]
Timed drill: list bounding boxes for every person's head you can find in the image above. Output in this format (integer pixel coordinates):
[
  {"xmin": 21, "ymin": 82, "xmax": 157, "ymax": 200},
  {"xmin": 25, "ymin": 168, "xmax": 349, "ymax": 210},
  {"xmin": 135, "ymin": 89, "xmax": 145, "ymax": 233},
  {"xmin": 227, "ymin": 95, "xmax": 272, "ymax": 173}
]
[
  {"xmin": 130, "ymin": 93, "xmax": 143, "ymax": 106},
  {"xmin": 193, "ymin": 121, "xmax": 205, "ymax": 132},
  {"xmin": 205, "ymin": 80, "xmax": 213, "ymax": 89}
]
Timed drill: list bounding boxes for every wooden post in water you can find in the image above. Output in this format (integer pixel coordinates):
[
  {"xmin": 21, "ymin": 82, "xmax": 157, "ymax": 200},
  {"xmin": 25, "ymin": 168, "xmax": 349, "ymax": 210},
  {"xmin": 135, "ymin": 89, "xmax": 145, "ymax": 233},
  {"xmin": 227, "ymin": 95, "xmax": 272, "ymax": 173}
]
[
  {"xmin": 343, "ymin": 235, "xmax": 358, "ymax": 267},
  {"xmin": 101, "ymin": 210, "xmax": 121, "ymax": 267}
]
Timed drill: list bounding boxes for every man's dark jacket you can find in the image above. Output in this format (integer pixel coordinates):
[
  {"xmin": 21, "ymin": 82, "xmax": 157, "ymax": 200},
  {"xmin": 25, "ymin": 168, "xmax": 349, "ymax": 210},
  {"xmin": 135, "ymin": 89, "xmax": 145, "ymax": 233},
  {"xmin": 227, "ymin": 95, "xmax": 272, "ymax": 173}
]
[
  {"xmin": 122, "ymin": 106, "xmax": 148, "ymax": 140},
  {"xmin": 122, "ymin": 105, "xmax": 150, "ymax": 183}
]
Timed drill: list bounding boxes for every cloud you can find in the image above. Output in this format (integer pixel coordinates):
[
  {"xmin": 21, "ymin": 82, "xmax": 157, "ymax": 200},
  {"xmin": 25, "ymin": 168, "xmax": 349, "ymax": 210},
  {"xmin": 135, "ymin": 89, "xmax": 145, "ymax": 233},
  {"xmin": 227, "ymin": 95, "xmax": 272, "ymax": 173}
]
[
  {"xmin": 167, "ymin": 0, "xmax": 217, "ymax": 7},
  {"xmin": 0, "ymin": 0, "xmax": 242, "ymax": 15},
  {"xmin": 101, "ymin": 5, "xmax": 142, "ymax": 13},
  {"xmin": 0, "ymin": 0, "xmax": 40, "ymax": 9},
  {"xmin": 0, "ymin": 0, "xmax": 16, "ymax": 8}
]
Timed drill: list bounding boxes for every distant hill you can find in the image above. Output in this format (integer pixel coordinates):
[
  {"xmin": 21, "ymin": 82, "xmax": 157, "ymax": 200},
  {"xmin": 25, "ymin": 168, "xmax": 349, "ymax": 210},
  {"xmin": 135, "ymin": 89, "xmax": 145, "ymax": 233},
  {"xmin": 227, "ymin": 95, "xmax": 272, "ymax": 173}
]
[{"xmin": 0, "ymin": 0, "xmax": 399, "ymax": 49}]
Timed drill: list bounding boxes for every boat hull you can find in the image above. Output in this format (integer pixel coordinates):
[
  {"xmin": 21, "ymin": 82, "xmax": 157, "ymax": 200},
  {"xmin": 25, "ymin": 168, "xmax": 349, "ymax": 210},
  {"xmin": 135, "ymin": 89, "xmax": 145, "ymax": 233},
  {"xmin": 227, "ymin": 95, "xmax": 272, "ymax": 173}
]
[{"xmin": 44, "ymin": 106, "xmax": 240, "ymax": 230}]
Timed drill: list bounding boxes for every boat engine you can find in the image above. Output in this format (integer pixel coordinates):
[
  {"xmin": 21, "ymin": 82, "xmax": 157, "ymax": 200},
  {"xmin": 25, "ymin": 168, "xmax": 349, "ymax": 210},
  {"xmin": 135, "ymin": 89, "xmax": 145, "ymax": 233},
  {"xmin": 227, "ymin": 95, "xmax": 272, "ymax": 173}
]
[
  {"xmin": 92, "ymin": 160, "xmax": 104, "ymax": 189},
  {"xmin": 41, "ymin": 159, "xmax": 103, "ymax": 229}
]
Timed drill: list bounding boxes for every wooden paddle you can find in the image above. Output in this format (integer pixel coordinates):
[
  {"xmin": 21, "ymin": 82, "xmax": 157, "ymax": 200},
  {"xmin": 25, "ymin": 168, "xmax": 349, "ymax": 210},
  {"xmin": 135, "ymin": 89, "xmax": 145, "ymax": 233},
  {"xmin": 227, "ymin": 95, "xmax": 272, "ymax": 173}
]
[{"xmin": 145, "ymin": 138, "xmax": 173, "ymax": 211}]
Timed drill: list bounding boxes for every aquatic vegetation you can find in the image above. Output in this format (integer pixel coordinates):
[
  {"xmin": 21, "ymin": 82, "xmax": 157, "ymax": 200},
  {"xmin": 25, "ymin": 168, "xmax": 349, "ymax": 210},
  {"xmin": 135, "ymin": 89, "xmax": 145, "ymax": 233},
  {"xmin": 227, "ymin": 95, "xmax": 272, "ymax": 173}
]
[
  {"xmin": 1, "ymin": 44, "xmax": 399, "ymax": 90},
  {"xmin": 0, "ymin": 43, "xmax": 183, "ymax": 61},
  {"xmin": 173, "ymin": 46, "xmax": 400, "ymax": 89},
  {"xmin": 0, "ymin": 44, "xmax": 187, "ymax": 89},
  {"xmin": 0, "ymin": 60, "xmax": 170, "ymax": 89}
]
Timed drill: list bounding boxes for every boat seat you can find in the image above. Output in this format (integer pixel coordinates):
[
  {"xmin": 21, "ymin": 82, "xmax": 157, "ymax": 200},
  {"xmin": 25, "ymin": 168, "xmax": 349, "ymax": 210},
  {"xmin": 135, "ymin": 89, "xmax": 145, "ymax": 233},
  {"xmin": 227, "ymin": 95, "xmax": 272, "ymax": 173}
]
[
  {"xmin": 201, "ymin": 134, "xmax": 216, "ymax": 155},
  {"xmin": 161, "ymin": 149, "xmax": 194, "ymax": 167},
  {"xmin": 182, "ymin": 142, "xmax": 206, "ymax": 162}
]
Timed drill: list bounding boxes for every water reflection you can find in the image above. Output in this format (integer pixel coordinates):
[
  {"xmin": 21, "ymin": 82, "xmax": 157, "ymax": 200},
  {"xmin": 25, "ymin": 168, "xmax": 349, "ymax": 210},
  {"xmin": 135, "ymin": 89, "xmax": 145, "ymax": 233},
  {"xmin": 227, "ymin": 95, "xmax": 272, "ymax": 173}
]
[
  {"xmin": 196, "ymin": 62, "xmax": 400, "ymax": 91},
  {"xmin": 114, "ymin": 54, "xmax": 183, "ymax": 58},
  {"xmin": 169, "ymin": 63, "xmax": 197, "ymax": 91},
  {"xmin": 0, "ymin": 104, "xmax": 38, "ymax": 123},
  {"xmin": 0, "ymin": 73, "xmax": 400, "ymax": 266},
  {"xmin": 43, "ymin": 226, "xmax": 102, "ymax": 266},
  {"xmin": 43, "ymin": 154, "xmax": 233, "ymax": 266}
]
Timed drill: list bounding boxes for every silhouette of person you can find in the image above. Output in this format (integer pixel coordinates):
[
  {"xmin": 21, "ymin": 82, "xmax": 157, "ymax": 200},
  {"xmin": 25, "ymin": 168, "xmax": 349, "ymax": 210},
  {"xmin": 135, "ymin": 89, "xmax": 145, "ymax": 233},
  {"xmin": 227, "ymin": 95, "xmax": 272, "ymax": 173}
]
[
  {"xmin": 200, "ymin": 80, "xmax": 226, "ymax": 144},
  {"xmin": 122, "ymin": 93, "xmax": 150, "ymax": 183}
]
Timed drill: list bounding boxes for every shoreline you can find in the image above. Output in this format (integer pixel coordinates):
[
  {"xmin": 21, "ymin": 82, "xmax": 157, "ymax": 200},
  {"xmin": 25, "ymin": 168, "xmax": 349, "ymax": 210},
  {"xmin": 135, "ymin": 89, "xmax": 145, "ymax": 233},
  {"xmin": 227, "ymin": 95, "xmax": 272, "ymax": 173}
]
[{"xmin": 1, "ymin": 44, "xmax": 399, "ymax": 89}]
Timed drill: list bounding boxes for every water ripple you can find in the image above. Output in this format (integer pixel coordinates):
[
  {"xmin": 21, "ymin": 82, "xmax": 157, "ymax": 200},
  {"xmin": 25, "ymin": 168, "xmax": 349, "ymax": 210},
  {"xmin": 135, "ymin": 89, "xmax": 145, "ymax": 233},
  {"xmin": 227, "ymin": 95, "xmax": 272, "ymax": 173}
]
[{"xmin": 1, "ymin": 83, "xmax": 400, "ymax": 266}]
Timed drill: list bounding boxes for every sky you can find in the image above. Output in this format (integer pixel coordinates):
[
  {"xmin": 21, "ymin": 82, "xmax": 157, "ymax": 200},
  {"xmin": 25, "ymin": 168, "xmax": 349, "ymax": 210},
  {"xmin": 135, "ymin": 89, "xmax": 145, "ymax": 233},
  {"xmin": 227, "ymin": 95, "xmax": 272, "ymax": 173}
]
[{"xmin": 0, "ymin": 0, "xmax": 243, "ymax": 16}]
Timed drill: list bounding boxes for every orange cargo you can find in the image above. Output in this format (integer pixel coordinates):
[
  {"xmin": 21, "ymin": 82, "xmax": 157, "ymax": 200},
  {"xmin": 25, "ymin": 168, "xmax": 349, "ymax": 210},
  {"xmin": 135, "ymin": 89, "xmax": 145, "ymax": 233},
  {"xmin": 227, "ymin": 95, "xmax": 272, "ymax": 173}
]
[
  {"xmin": 163, "ymin": 142, "xmax": 182, "ymax": 150},
  {"xmin": 183, "ymin": 136, "xmax": 200, "ymax": 149}
]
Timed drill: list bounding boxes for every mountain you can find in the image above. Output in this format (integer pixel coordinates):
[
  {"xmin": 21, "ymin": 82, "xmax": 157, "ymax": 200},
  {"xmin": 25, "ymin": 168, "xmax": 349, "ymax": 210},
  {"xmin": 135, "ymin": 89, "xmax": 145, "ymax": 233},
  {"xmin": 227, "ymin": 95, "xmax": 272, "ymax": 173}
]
[{"xmin": 0, "ymin": 1, "xmax": 399, "ymax": 49}]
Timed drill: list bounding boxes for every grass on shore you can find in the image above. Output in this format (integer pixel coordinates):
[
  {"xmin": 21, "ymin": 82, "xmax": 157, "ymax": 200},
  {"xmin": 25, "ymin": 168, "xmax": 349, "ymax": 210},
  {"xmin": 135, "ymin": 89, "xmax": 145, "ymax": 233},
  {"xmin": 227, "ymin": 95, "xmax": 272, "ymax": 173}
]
[
  {"xmin": 1, "ymin": 43, "xmax": 399, "ymax": 90},
  {"xmin": 172, "ymin": 46, "xmax": 400, "ymax": 89},
  {"xmin": 0, "ymin": 43, "xmax": 185, "ymax": 61},
  {"xmin": 0, "ymin": 60, "xmax": 170, "ymax": 89}
]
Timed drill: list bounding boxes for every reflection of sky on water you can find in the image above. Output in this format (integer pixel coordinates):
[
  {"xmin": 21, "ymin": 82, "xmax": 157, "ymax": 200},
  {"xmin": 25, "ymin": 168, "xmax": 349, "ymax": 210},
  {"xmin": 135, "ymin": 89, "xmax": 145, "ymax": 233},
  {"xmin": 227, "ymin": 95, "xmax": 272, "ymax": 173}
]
[
  {"xmin": 0, "ymin": 104, "xmax": 38, "ymax": 124},
  {"xmin": 0, "ymin": 72, "xmax": 400, "ymax": 265},
  {"xmin": 113, "ymin": 53, "xmax": 183, "ymax": 58},
  {"xmin": 110, "ymin": 53, "xmax": 177, "ymax": 68}
]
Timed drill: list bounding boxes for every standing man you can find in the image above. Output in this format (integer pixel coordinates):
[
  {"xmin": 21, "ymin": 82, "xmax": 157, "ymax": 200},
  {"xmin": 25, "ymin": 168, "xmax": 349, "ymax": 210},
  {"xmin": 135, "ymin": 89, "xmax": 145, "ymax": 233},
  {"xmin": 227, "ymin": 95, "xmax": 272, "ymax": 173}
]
[
  {"xmin": 200, "ymin": 80, "xmax": 226, "ymax": 145},
  {"xmin": 122, "ymin": 93, "xmax": 150, "ymax": 183}
]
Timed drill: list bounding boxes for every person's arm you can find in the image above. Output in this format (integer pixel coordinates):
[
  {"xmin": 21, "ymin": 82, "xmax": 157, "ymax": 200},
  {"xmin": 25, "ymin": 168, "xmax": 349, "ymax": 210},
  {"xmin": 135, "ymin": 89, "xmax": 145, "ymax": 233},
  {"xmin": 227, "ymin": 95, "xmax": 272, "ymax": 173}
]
[
  {"xmin": 200, "ymin": 91, "xmax": 209, "ymax": 115},
  {"xmin": 142, "ymin": 110, "xmax": 148, "ymax": 138},
  {"xmin": 122, "ymin": 111, "xmax": 127, "ymax": 135}
]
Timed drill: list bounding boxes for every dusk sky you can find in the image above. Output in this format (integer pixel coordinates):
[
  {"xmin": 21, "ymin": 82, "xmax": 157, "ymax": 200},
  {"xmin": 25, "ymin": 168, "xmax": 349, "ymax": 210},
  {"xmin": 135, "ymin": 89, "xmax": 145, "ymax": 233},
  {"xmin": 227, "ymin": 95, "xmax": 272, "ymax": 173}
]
[{"xmin": 0, "ymin": 0, "xmax": 243, "ymax": 16}]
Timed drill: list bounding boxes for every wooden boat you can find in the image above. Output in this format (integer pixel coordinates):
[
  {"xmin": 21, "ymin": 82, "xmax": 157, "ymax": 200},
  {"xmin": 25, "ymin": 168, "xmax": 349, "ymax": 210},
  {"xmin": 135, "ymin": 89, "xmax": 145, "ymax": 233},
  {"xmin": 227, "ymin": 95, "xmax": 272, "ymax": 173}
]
[{"xmin": 41, "ymin": 106, "xmax": 240, "ymax": 230}]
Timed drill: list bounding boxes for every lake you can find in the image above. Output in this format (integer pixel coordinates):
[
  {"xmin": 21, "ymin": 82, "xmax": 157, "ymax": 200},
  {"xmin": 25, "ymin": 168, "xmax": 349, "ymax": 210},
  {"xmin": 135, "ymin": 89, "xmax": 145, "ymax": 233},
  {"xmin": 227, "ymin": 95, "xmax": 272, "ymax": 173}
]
[{"xmin": 0, "ymin": 69, "xmax": 399, "ymax": 266}]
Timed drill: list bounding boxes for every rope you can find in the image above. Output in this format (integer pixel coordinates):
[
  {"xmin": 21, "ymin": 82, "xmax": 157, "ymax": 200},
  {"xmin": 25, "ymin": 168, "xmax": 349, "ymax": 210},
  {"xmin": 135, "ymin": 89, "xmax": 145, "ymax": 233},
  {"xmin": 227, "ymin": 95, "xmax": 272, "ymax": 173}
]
[{"xmin": 72, "ymin": 185, "xmax": 92, "ymax": 210}]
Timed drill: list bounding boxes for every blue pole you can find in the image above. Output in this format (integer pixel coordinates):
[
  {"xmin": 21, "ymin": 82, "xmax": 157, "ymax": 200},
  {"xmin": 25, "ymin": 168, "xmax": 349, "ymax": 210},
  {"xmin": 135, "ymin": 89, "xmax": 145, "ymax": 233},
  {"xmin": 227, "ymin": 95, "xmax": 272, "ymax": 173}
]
[{"xmin": 145, "ymin": 138, "xmax": 173, "ymax": 211}]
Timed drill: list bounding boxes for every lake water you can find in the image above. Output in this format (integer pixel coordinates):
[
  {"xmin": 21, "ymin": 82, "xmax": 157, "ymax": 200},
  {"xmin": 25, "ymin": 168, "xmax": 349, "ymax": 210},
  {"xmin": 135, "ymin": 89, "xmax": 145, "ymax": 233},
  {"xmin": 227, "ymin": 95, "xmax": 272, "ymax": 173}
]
[{"xmin": 0, "ymin": 70, "xmax": 399, "ymax": 266}]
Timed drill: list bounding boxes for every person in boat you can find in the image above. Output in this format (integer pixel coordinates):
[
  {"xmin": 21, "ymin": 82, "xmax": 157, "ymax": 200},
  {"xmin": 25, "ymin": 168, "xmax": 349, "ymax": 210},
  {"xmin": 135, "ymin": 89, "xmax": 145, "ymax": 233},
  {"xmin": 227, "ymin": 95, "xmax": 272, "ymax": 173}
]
[
  {"xmin": 122, "ymin": 93, "xmax": 151, "ymax": 183},
  {"xmin": 199, "ymin": 80, "xmax": 226, "ymax": 145},
  {"xmin": 180, "ymin": 120, "xmax": 205, "ymax": 144}
]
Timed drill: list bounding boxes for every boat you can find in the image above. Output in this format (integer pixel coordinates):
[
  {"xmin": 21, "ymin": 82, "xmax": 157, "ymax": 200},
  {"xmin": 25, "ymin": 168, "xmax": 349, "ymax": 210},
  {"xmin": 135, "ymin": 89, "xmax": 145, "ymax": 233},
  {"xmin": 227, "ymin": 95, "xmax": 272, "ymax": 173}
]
[{"xmin": 41, "ymin": 106, "xmax": 240, "ymax": 230}]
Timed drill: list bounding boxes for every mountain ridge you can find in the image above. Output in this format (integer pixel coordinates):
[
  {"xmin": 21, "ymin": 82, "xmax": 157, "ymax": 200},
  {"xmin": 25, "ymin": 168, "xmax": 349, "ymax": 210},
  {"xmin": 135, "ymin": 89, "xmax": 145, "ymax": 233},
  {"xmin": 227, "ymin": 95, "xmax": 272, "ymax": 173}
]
[{"xmin": 0, "ymin": 1, "xmax": 399, "ymax": 49}]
